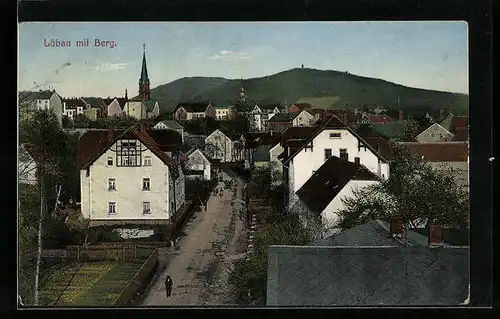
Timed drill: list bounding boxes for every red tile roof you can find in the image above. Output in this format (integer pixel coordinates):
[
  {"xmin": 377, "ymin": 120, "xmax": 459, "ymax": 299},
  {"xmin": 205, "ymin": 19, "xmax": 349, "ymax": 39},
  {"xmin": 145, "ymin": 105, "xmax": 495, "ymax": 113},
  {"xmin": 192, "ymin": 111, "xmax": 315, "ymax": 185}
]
[
  {"xmin": 77, "ymin": 125, "xmax": 178, "ymax": 169},
  {"xmin": 452, "ymin": 129, "xmax": 469, "ymax": 142},
  {"xmin": 449, "ymin": 116, "xmax": 468, "ymax": 134},
  {"xmin": 399, "ymin": 142, "xmax": 468, "ymax": 162},
  {"xmin": 369, "ymin": 115, "xmax": 395, "ymax": 124}
]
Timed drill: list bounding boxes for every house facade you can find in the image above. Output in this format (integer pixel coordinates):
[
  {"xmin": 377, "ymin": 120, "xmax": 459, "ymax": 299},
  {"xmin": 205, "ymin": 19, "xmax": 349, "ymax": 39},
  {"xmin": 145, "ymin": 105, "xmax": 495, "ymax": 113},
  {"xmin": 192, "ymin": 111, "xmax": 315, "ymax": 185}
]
[
  {"xmin": 81, "ymin": 97, "xmax": 108, "ymax": 119},
  {"xmin": 124, "ymin": 99, "xmax": 148, "ymax": 120},
  {"xmin": 249, "ymin": 104, "xmax": 282, "ymax": 132},
  {"xmin": 415, "ymin": 123, "xmax": 454, "ymax": 143},
  {"xmin": 215, "ymin": 106, "xmax": 231, "ymax": 120},
  {"xmin": 19, "ymin": 90, "xmax": 64, "ymax": 127},
  {"xmin": 399, "ymin": 141, "xmax": 469, "ymax": 189},
  {"xmin": 173, "ymin": 103, "xmax": 216, "ymax": 121},
  {"xmin": 78, "ymin": 126, "xmax": 185, "ymax": 224},
  {"xmin": 104, "ymin": 97, "xmax": 126, "ymax": 117},
  {"xmin": 205, "ymin": 129, "xmax": 233, "ymax": 163},
  {"xmin": 280, "ymin": 117, "xmax": 390, "ymax": 210},
  {"xmin": 63, "ymin": 98, "xmax": 86, "ymax": 120},
  {"xmin": 289, "ymin": 156, "xmax": 380, "ymax": 238},
  {"xmin": 292, "ymin": 109, "xmax": 315, "ymax": 126},
  {"xmin": 184, "ymin": 148, "xmax": 211, "ymax": 181}
]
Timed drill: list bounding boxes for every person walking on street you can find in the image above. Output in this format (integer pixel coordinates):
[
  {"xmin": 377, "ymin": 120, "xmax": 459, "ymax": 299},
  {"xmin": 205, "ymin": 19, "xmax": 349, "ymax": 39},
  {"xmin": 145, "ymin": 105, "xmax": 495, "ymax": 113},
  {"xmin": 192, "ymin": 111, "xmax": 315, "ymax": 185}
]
[{"xmin": 165, "ymin": 275, "xmax": 173, "ymax": 298}]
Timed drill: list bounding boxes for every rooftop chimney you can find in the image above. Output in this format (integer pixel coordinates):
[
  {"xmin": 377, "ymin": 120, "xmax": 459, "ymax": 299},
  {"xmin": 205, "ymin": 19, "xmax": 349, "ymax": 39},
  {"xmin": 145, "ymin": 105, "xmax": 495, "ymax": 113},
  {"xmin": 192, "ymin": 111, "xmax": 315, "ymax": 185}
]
[
  {"xmin": 399, "ymin": 110, "xmax": 404, "ymax": 121},
  {"xmin": 107, "ymin": 127, "xmax": 114, "ymax": 142},
  {"xmin": 428, "ymin": 223, "xmax": 443, "ymax": 247},
  {"xmin": 390, "ymin": 215, "xmax": 403, "ymax": 238}
]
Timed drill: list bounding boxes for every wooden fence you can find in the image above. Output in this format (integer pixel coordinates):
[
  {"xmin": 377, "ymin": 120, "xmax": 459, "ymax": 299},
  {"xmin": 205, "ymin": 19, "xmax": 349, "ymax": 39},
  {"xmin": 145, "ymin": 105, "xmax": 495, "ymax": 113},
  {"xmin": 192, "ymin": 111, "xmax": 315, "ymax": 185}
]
[
  {"xmin": 112, "ymin": 247, "xmax": 159, "ymax": 306},
  {"xmin": 65, "ymin": 244, "xmax": 156, "ymax": 262}
]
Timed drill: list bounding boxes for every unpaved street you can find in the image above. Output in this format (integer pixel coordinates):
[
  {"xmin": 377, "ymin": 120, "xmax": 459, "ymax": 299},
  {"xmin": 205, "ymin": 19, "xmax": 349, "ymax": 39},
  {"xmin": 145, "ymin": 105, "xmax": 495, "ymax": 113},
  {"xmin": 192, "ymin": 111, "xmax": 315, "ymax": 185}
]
[{"xmin": 142, "ymin": 170, "xmax": 247, "ymax": 306}]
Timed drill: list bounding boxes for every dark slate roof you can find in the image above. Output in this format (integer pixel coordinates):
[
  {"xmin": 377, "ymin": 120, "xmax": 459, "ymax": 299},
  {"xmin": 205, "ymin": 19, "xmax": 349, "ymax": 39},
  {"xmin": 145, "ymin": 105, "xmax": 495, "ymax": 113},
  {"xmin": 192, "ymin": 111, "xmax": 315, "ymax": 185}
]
[
  {"xmin": 146, "ymin": 129, "xmax": 183, "ymax": 152},
  {"xmin": 63, "ymin": 98, "xmax": 87, "ymax": 108},
  {"xmin": 280, "ymin": 126, "xmax": 319, "ymax": 147},
  {"xmin": 156, "ymin": 120, "xmax": 184, "ymax": 130},
  {"xmin": 362, "ymin": 137, "xmax": 394, "ymax": 160},
  {"xmin": 245, "ymin": 132, "xmax": 281, "ymax": 149},
  {"xmin": 269, "ymin": 113, "xmax": 298, "ymax": 123},
  {"xmin": 254, "ymin": 144, "xmax": 272, "ymax": 162},
  {"xmin": 176, "ymin": 102, "xmax": 211, "ymax": 113},
  {"xmin": 116, "ymin": 98, "xmax": 128, "ymax": 109},
  {"xmin": 296, "ymin": 156, "xmax": 379, "ymax": 215},
  {"xmin": 398, "ymin": 142, "xmax": 468, "ymax": 162},
  {"xmin": 267, "ymin": 245, "xmax": 469, "ymax": 306},
  {"xmin": 19, "ymin": 90, "xmax": 55, "ymax": 101},
  {"xmin": 81, "ymin": 97, "xmax": 107, "ymax": 109}
]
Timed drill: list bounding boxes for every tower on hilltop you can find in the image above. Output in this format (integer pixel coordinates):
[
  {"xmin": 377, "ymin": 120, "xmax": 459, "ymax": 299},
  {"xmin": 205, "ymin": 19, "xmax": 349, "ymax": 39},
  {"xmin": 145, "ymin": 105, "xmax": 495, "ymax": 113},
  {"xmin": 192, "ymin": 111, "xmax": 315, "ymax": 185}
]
[{"xmin": 139, "ymin": 44, "xmax": 150, "ymax": 101}]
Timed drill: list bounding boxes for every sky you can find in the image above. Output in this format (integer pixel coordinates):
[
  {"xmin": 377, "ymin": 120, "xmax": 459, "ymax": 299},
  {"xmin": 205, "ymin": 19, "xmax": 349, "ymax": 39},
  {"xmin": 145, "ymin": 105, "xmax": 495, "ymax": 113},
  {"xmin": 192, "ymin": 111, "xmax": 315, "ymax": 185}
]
[{"xmin": 18, "ymin": 21, "xmax": 468, "ymax": 98}]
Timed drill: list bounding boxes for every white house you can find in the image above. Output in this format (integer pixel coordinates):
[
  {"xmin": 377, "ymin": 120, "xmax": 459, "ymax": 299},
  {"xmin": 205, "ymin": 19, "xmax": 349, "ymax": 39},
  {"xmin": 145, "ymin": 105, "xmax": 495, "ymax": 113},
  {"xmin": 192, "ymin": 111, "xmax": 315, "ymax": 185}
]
[
  {"xmin": 184, "ymin": 148, "xmax": 211, "ymax": 181},
  {"xmin": 18, "ymin": 144, "xmax": 38, "ymax": 185},
  {"xmin": 78, "ymin": 125, "xmax": 185, "ymax": 225},
  {"xmin": 415, "ymin": 123, "xmax": 454, "ymax": 143},
  {"xmin": 249, "ymin": 104, "xmax": 282, "ymax": 131},
  {"xmin": 19, "ymin": 90, "xmax": 64, "ymax": 127},
  {"xmin": 279, "ymin": 117, "xmax": 391, "ymax": 210},
  {"xmin": 62, "ymin": 98, "xmax": 86, "ymax": 120},
  {"xmin": 124, "ymin": 98, "xmax": 148, "ymax": 120},
  {"xmin": 292, "ymin": 109, "xmax": 315, "ymax": 127},
  {"xmin": 205, "ymin": 129, "xmax": 233, "ymax": 163},
  {"xmin": 215, "ymin": 106, "xmax": 231, "ymax": 120},
  {"xmin": 289, "ymin": 156, "xmax": 380, "ymax": 239},
  {"xmin": 104, "ymin": 97, "xmax": 127, "ymax": 117}
]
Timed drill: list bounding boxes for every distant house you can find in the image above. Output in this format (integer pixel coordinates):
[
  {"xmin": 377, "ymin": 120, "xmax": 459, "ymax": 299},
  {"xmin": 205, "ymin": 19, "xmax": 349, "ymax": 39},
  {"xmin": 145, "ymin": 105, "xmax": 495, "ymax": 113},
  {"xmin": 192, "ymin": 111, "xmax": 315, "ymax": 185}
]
[
  {"xmin": 103, "ymin": 97, "xmax": 127, "ymax": 117},
  {"xmin": 279, "ymin": 117, "xmax": 391, "ymax": 210},
  {"xmin": 153, "ymin": 120, "xmax": 184, "ymax": 143},
  {"xmin": 359, "ymin": 113, "xmax": 395, "ymax": 125},
  {"xmin": 398, "ymin": 141, "xmax": 469, "ymax": 189},
  {"xmin": 415, "ymin": 123, "xmax": 454, "ymax": 143},
  {"xmin": 244, "ymin": 132, "xmax": 282, "ymax": 169},
  {"xmin": 19, "ymin": 90, "xmax": 64, "ymax": 127},
  {"xmin": 77, "ymin": 124, "xmax": 185, "ymax": 225},
  {"xmin": 173, "ymin": 102, "xmax": 216, "ymax": 121},
  {"xmin": 62, "ymin": 98, "xmax": 86, "ymax": 120},
  {"xmin": 146, "ymin": 100, "xmax": 160, "ymax": 119},
  {"xmin": 289, "ymin": 156, "xmax": 380, "ymax": 238},
  {"xmin": 308, "ymin": 108, "xmax": 354, "ymax": 126},
  {"xmin": 268, "ymin": 110, "xmax": 315, "ymax": 134},
  {"xmin": 184, "ymin": 148, "xmax": 211, "ymax": 181},
  {"xmin": 204, "ymin": 129, "xmax": 233, "ymax": 163},
  {"xmin": 123, "ymin": 97, "xmax": 148, "ymax": 120},
  {"xmin": 81, "ymin": 97, "xmax": 108, "ymax": 120},
  {"xmin": 289, "ymin": 103, "xmax": 313, "ymax": 113},
  {"xmin": 215, "ymin": 106, "xmax": 231, "ymax": 120},
  {"xmin": 249, "ymin": 104, "xmax": 282, "ymax": 132},
  {"xmin": 267, "ymin": 218, "xmax": 469, "ymax": 306},
  {"xmin": 18, "ymin": 144, "xmax": 38, "ymax": 185}
]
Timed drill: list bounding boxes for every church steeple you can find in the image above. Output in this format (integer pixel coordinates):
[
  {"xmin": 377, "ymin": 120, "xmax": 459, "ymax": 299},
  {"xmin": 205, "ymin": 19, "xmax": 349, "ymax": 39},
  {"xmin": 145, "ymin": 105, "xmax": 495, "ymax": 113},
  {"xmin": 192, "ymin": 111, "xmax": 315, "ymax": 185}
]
[{"xmin": 139, "ymin": 44, "xmax": 150, "ymax": 101}]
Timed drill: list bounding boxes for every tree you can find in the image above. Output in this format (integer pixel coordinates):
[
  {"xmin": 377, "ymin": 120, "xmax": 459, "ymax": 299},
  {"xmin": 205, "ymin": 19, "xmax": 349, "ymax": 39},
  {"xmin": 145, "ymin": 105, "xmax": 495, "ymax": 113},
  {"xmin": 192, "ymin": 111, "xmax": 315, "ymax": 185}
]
[
  {"xmin": 394, "ymin": 118, "xmax": 420, "ymax": 142},
  {"xmin": 336, "ymin": 143, "xmax": 469, "ymax": 231},
  {"xmin": 228, "ymin": 214, "xmax": 312, "ymax": 305}
]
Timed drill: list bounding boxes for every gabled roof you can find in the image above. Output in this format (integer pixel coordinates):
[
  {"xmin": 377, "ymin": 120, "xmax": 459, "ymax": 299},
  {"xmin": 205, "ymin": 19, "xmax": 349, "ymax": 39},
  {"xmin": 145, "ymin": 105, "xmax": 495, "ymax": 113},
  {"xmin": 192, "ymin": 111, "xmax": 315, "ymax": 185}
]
[
  {"xmin": 63, "ymin": 98, "xmax": 87, "ymax": 107},
  {"xmin": 80, "ymin": 97, "xmax": 107, "ymax": 109},
  {"xmin": 267, "ymin": 243, "xmax": 469, "ymax": 306},
  {"xmin": 398, "ymin": 142, "xmax": 468, "ymax": 162},
  {"xmin": 416, "ymin": 123, "xmax": 453, "ymax": 138},
  {"xmin": 155, "ymin": 120, "xmax": 184, "ymax": 130},
  {"xmin": 116, "ymin": 98, "xmax": 128, "ymax": 109},
  {"xmin": 282, "ymin": 116, "xmax": 390, "ymax": 165},
  {"xmin": 77, "ymin": 126, "xmax": 178, "ymax": 169},
  {"xmin": 146, "ymin": 100, "xmax": 158, "ymax": 112},
  {"xmin": 268, "ymin": 113, "xmax": 298, "ymax": 123},
  {"xmin": 175, "ymin": 102, "xmax": 211, "ymax": 113},
  {"xmin": 296, "ymin": 156, "xmax": 379, "ymax": 215},
  {"xmin": 186, "ymin": 148, "xmax": 210, "ymax": 163},
  {"xmin": 19, "ymin": 90, "xmax": 56, "ymax": 101}
]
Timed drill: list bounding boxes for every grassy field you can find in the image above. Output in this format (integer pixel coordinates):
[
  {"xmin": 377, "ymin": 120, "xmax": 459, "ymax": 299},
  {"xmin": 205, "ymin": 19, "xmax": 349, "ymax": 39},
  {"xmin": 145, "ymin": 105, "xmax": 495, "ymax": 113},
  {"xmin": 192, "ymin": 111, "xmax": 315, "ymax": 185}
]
[{"xmin": 39, "ymin": 260, "xmax": 144, "ymax": 306}]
